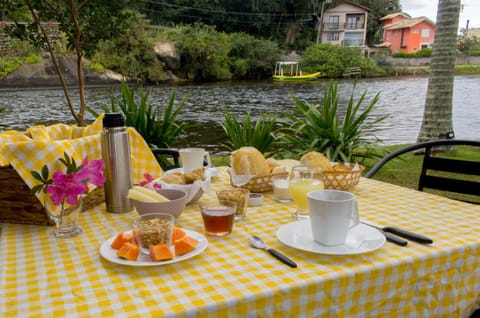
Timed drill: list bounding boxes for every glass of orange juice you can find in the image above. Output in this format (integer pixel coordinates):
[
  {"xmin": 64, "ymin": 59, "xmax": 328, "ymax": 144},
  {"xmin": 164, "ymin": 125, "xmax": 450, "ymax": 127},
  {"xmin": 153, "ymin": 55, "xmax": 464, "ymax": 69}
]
[{"xmin": 289, "ymin": 165, "xmax": 324, "ymax": 219}]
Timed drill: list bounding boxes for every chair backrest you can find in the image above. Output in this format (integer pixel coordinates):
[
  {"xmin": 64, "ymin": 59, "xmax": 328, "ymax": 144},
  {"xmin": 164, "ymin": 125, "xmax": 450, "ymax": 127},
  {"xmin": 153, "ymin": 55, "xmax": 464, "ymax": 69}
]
[
  {"xmin": 151, "ymin": 148, "xmax": 180, "ymax": 171},
  {"xmin": 365, "ymin": 139, "xmax": 480, "ymax": 204}
]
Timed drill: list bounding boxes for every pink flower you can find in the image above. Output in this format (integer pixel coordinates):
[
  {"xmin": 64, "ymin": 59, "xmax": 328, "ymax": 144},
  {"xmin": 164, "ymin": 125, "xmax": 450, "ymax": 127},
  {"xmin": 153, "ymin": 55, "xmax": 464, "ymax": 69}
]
[
  {"xmin": 32, "ymin": 153, "xmax": 106, "ymax": 207},
  {"xmin": 46, "ymin": 171, "xmax": 88, "ymax": 205},
  {"xmin": 79, "ymin": 157, "xmax": 106, "ymax": 186},
  {"xmin": 139, "ymin": 173, "xmax": 154, "ymax": 187}
]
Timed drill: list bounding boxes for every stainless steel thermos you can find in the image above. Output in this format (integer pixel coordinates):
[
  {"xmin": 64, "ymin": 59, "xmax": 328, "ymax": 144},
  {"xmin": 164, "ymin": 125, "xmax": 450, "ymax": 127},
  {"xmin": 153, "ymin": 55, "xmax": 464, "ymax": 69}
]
[{"xmin": 101, "ymin": 113, "xmax": 134, "ymax": 213}]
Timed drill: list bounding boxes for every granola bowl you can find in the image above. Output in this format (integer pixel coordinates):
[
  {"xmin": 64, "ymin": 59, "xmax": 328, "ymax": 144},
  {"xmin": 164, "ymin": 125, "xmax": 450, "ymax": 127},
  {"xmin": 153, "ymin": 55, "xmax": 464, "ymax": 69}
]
[
  {"xmin": 133, "ymin": 212, "xmax": 175, "ymax": 254},
  {"xmin": 133, "ymin": 189, "xmax": 188, "ymax": 219}
]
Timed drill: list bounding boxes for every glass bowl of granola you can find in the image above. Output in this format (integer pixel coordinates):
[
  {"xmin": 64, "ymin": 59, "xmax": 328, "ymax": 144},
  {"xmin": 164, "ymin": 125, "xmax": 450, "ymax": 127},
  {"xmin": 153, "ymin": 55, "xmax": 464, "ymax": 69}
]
[{"xmin": 133, "ymin": 213, "xmax": 175, "ymax": 254}]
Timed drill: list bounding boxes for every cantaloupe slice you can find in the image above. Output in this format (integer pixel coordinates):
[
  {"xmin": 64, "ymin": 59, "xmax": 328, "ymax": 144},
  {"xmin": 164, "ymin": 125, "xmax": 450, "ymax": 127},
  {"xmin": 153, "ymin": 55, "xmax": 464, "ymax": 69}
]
[
  {"xmin": 149, "ymin": 244, "xmax": 174, "ymax": 261},
  {"xmin": 117, "ymin": 242, "xmax": 140, "ymax": 261},
  {"xmin": 171, "ymin": 226, "xmax": 187, "ymax": 244},
  {"xmin": 111, "ymin": 232, "xmax": 132, "ymax": 249},
  {"xmin": 174, "ymin": 236, "xmax": 199, "ymax": 256}
]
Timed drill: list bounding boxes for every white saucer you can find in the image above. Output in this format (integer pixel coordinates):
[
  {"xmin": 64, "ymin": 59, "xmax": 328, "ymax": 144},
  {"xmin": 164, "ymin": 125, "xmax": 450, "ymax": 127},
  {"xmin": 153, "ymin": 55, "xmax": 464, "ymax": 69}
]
[
  {"xmin": 276, "ymin": 220, "xmax": 385, "ymax": 255},
  {"xmin": 167, "ymin": 167, "xmax": 219, "ymax": 178},
  {"xmin": 100, "ymin": 229, "xmax": 208, "ymax": 266}
]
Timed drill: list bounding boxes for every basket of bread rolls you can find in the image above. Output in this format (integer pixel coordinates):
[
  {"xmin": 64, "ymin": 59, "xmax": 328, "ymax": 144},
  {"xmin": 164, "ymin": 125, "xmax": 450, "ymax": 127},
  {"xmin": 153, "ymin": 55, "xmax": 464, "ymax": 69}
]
[
  {"xmin": 300, "ymin": 151, "xmax": 365, "ymax": 190},
  {"xmin": 228, "ymin": 147, "xmax": 288, "ymax": 193}
]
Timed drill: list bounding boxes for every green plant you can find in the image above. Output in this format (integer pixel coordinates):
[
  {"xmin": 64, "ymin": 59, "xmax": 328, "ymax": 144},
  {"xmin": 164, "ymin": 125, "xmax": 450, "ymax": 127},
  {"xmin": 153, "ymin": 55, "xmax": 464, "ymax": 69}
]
[
  {"xmin": 0, "ymin": 57, "xmax": 22, "ymax": 79},
  {"xmin": 222, "ymin": 112, "xmax": 277, "ymax": 153},
  {"xmin": 24, "ymin": 54, "xmax": 41, "ymax": 64},
  {"xmin": 276, "ymin": 81, "xmax": 387, "ymax": 163},
  {"xmin": 85, "ymin": 62, "xmax": 105, "ymax": 74},
  {"xmin": 89, "ymin": 81, "xmax": 188, "ymax": 149},
  {"xmin": 301, "ymin": 43, "xmax": 384, "ymax": 78}
]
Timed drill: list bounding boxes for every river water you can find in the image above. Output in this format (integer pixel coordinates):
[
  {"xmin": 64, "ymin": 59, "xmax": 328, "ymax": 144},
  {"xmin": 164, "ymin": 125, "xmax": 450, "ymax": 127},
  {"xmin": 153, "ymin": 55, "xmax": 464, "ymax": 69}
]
[{"xmin": 1, "ymin": 75, "xmax": 479, "ymax": 155}]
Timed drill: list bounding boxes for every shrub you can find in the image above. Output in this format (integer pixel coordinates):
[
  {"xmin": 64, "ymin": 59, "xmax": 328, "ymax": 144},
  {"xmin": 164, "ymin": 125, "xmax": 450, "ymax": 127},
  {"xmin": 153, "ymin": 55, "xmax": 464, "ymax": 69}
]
[
  {"xmin": 276, "ymin": 81, "xmax": 387, "ymax": 163},
  {"xmin": 228, "ymin": 32, "xmax": 281, "ymax": 79},
  {"xmin": 24, "ymin": 54, "xmax": 41, "ymax": 64},
  {"xmin": 222, "ymin": 112, "xmax": 277, "ymax": 153},
  {"xmin": 301, "ymin": 43, "xmax": 384, "ymax": 77},
  {"xmin": 85, "ymin": 62, "xmax": 105, "ymax": 74},
  {"xmin": 174, "ymin": 23, "xmax": 231, "ymax": 81}
]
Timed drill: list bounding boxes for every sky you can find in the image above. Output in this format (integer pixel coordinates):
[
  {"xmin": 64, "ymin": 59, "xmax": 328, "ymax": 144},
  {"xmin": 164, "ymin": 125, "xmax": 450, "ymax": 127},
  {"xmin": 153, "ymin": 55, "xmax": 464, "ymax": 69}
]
[{"xmin": 401, "ymin": 0, "xmax": 480, "ymax": 30}]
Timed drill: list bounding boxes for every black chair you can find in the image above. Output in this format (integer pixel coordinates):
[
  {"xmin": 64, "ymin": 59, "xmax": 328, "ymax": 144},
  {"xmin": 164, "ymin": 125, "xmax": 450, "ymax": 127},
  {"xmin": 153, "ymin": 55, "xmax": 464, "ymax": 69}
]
[
  {"xmin": 365, "ymin": 139, "xmax": 480, "ymax": 204},
  {"xmin": 151, "ymin": 148, "xmax": 180, "ymax": 171}
]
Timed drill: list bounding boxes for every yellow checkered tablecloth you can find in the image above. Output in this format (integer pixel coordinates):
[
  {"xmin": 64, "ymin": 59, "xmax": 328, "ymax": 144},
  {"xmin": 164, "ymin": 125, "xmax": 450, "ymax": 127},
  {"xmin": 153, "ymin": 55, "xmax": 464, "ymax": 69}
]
[{"xmin": 1, "ymin": 167, "xmax": 480, "ymax": 317}]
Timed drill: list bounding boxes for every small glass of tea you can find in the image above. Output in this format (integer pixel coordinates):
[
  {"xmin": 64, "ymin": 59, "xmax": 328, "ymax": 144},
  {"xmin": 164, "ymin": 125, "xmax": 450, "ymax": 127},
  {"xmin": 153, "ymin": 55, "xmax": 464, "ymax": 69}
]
[{"xmin": 199, "ymin": 201, "xmax": 236, "ymax": 237}]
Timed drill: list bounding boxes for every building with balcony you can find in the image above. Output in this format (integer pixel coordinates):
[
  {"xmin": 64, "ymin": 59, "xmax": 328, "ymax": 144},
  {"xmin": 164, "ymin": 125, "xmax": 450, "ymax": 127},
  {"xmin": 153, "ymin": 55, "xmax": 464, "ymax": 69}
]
[
  {"xmin": 378, "ymin": 12, "xmax": 436, "ymax": 53},
  {"xmin": 320, "ymin": 1, "xmax": 370, "ymax": 50}
]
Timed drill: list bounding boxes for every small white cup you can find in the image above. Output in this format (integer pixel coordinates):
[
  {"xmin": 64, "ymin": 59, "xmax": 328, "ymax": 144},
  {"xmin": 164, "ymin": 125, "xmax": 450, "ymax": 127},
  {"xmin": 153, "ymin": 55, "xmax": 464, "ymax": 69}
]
[
  {"xmin": 307, "ymin": 190, "xmax": 359, "ymax": 246},
  {"xmin": 179, "ymin": 148, "xmax": 211, "ymax": 173}
]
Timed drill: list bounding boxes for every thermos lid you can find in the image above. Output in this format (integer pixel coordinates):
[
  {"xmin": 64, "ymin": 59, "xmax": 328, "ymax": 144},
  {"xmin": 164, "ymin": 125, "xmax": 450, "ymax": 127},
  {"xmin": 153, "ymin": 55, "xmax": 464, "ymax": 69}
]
[{"xmin": 103, "ymin": 113, "xmax": 125, "ymax": 128}]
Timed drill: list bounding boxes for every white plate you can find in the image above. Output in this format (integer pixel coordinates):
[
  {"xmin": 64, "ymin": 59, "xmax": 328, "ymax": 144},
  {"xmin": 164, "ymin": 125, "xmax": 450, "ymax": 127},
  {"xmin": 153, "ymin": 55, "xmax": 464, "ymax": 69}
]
[
  {"xmin": 100, "ymin": 229, "xmax": 208, "ymax": 266},
  {"xmin": 276, "ymin": 220, "xmax": 385, "ymax": 255},
  {"xmin": 167, "ymin": 167, "xmax": 219, "ymax": 178}
]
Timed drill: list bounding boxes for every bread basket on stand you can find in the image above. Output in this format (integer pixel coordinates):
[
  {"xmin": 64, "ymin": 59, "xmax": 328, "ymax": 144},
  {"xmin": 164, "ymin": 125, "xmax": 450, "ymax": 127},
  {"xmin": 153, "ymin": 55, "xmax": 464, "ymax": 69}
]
[
  {"xmin": 322, "ymin": 163, "xmax": 365, "ymax": 190},
  {"xmin": 227, "ymin": 168, "xmax": 289, "ymax": 193}
]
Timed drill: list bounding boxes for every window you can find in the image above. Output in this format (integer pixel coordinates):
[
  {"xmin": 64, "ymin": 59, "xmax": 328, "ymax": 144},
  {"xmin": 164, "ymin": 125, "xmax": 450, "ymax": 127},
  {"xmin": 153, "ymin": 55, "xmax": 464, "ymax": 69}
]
[
  {"xmin": 344, "ymin": 32, "xmax": 363, "ymax": 46},
  {"xmin": 346, "ymin": 16, "xmax": 357, "ymax": 29},
  {"xmin": 412, "ymin": 29, "xmax": 419, "ymax": 34},
  {"xmin": 328, "ymin": 16, "xmax": 339, "ymax": 29},
  {"xmin": 327, "ymin": 32, "xmax": 339, "ymax": 41},
  {"xmin": 421, "ymin": 28, "xmax": 430, "ymax": 37}
]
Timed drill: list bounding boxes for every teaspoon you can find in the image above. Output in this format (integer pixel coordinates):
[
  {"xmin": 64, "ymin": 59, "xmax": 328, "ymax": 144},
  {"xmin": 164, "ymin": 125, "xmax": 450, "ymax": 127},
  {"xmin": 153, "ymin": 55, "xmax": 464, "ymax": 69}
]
[{"xmin": 249, "ymin": 235, "xmax": 297, "ymax": 268}]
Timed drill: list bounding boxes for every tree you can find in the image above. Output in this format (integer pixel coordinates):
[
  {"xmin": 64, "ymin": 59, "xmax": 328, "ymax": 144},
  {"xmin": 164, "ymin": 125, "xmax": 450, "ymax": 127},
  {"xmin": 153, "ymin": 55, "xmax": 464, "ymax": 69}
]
[
  {"xmin": 20, "ymin": 0, "xmax": 132, "ymax": 126},
  {"xmin": 417, "ymin": 0, "xmax": 461, "ymax": 142}
]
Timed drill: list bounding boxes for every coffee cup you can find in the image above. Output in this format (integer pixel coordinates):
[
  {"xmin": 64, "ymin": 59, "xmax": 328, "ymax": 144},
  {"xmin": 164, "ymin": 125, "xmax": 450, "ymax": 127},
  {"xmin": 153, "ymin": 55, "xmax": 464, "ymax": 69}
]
[
  {"xmin": 179, "ymin": 148, "xmax": 211, "ymax": 173},
  {"xmin": 307, "ymin": 190, "xmax": 359, "ymax": 246}
]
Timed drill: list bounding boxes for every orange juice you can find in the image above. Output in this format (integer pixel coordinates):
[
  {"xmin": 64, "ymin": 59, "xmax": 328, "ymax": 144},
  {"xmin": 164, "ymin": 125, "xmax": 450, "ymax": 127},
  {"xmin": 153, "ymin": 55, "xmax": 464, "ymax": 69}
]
[{"xmin": 289, "ymin": 178, "xmax": 324, "ymax": 210}]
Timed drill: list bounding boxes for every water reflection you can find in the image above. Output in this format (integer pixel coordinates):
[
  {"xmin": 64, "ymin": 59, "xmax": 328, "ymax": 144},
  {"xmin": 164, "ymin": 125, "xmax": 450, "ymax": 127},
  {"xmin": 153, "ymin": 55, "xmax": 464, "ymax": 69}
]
[{"xmin": 1, "ymin": 76, "xmax": 479, "ymax": 155}]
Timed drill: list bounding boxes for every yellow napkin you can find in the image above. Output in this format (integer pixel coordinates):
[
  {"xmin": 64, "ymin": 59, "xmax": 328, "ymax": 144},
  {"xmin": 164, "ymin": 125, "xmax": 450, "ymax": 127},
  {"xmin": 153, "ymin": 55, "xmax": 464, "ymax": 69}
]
[{"xmin": 0, "ymin": 115, "xmax": 163, "ymax": 212}]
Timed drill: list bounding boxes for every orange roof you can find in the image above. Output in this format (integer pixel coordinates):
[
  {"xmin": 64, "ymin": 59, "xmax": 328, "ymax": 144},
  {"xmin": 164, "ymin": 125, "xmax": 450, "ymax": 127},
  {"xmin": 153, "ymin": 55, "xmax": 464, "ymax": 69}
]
[
  {"xmin": 380, "ymin": 12, "xmax": 411, "ymax": 20},
  {"xmin": 384, "ymin": 16, "xmax": 435, "ymax": 30}
]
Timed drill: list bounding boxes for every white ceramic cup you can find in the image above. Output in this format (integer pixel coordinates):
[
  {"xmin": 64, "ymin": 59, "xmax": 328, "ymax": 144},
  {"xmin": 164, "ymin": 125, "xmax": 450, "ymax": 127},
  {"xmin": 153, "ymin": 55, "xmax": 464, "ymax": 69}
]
[
  {"xmin": 179, "ymin": 148, "xmax": 211, "ymax": 173},
  {"xmin": 307, "ymin": 189, "xmax": 360, "ymax": 246}
]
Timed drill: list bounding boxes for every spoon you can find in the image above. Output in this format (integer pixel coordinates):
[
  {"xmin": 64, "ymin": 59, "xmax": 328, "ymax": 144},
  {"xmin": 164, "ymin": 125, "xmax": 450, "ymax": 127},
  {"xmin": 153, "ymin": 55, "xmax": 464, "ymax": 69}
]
[{"xmin": 249, "ymin": 235, "xmax": 297, "ymax": 268}]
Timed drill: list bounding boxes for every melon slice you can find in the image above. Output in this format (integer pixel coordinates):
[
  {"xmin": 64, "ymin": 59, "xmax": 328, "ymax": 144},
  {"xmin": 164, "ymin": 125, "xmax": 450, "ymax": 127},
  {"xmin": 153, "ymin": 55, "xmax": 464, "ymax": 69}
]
[
  {"xmin": 111, "ymin": 232, "xmax": 132, "ymax": 249},
  {"xmin": 117, "ymin": 242, "xmax": 140, "ymax": 261},
  {"xmin": 171, "ymin": 226, "xmax": 187, "ymax": 244},
  {"xmin": 149, "ymin": 244, "xmax": 174, "ymax": 261},
  {"xmin": 174, "ymin": 236, "xmax": 199, "ymax": 256}
]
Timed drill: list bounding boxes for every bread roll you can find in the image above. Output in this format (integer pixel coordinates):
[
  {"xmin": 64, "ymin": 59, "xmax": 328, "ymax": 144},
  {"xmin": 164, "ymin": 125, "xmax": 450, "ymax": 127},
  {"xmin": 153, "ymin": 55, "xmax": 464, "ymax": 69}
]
[
  {"xmin": 300, "ymin": 151, "xmax": 332, "ymax": 171},
  {"xmin": 231, "ymin": 147, "xmax": 271, "ymax": 175}
]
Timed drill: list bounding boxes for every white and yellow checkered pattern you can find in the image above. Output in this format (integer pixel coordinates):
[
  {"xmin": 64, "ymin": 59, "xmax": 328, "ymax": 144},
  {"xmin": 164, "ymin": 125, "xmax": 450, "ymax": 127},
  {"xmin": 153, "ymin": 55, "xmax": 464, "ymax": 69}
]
[
  {"xmin": 0, "ymin": 116, "xmax": 163, "ymax": 212},
  {"xmin": 1, "ymin": 168, "xmax": 480, "ymax": 317}
]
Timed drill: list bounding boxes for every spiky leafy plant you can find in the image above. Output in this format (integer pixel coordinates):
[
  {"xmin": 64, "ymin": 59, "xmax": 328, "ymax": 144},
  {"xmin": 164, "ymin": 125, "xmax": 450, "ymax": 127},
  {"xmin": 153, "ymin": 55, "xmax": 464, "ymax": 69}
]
[
  {"xmin": 89, "ymin": 81, "xmax": 188, "ymax": 149},
  {"xmin": 277, "ymin": 81, "xmax": 387, "ymax": 162},
  {"xmin": 222, "ymin": 112, "xmax": 277, "ymax": 153}
]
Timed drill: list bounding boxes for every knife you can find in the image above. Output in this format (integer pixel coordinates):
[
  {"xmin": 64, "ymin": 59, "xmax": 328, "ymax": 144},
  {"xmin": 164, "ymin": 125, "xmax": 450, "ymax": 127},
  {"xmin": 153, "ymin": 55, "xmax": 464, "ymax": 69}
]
[
  {"xmin": 361, "ymin": 221, "xmax": 408, "ymax": 246},
  {"xmin": 382, "ymin": 226, "xmax": 433, "ymax": 244},
  {"xmin": 361, "ymin": 221, "xmax": 433, "ymax": 245}
]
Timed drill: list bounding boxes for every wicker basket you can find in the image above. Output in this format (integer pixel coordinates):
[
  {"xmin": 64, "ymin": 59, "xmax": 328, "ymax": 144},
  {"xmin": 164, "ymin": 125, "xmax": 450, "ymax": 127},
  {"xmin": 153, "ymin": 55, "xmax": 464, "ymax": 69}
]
[
  {"xmin": 227, "ymin": 169, "xmax": 281, "ymax": 193},
  {"xmin": 0, "ymin": 165, "xmax": 105, "ymax": 226},
  {"xmin": 323, "ymin": 164, "xmax": 365, "ymax": 190}
]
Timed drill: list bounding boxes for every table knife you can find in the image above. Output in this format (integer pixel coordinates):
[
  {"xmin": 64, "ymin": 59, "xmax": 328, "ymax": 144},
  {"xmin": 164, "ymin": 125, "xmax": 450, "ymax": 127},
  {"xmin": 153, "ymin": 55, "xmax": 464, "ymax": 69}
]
[
  {"xmin": 382, "ymin": 226, "xmax": 433, "ymax": 244},
  {"xmin": 361, "ymin": 221, "xmax": 408, "ymax": 246}
]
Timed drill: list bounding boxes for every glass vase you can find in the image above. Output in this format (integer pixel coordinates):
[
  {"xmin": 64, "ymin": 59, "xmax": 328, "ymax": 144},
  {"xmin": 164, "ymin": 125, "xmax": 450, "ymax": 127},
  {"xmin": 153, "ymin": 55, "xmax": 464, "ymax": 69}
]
[{"xmin": 46, "ymin": 195, "xmax": 84, "ymax": 238}]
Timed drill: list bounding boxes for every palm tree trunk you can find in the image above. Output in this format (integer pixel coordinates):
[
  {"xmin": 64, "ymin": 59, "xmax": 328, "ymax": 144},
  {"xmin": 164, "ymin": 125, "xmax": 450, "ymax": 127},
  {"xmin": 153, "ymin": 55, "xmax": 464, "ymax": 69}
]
[{"xmin": 417, "ymin": 0, "xmax": 461, "ymax": 142}]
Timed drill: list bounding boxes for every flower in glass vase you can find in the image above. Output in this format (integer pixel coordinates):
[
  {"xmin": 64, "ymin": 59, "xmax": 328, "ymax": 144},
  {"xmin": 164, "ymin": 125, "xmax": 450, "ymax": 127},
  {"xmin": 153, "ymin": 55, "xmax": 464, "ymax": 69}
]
[{"xmin": 31, "ymin": 152, "xmax": 106, "ymax": 238}]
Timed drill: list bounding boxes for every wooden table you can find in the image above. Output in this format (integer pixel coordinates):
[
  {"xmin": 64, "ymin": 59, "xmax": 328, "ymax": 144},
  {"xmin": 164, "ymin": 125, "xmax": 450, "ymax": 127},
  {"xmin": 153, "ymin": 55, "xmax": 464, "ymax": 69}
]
[{"xmin": 1, "ymin": 167, "xmax": 480, "ymax": 317}]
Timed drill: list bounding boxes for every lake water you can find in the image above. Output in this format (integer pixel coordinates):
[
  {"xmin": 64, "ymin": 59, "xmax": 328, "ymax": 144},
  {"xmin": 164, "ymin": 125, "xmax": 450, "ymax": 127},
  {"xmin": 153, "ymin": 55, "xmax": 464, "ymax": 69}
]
[{"xmin": 1, "ymin": 75, "xmax": 479, "ymax": 155}]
